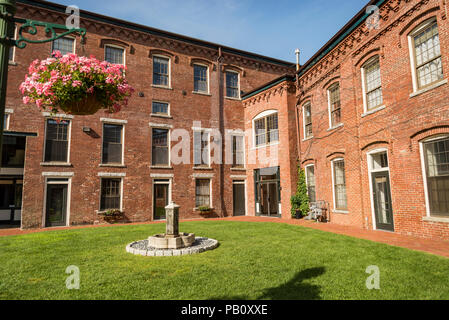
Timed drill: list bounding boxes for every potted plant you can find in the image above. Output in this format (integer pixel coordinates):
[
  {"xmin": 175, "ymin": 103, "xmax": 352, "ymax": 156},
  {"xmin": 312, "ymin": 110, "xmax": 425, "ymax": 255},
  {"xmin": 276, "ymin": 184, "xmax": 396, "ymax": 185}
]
[
  {"xmin": 291, "ymin": 166, "xmax": 310, "ymax": 219},
  {"xmin": 198, "ymin": 206, "xmax": 212, "ymax": 215},
  {"xmin": 20, "ymin": 51, "xmax": 134, "ymax": 116},
  {"xmin": 100, "ymin": 209, "xmax": 124, "ymax": 223}
]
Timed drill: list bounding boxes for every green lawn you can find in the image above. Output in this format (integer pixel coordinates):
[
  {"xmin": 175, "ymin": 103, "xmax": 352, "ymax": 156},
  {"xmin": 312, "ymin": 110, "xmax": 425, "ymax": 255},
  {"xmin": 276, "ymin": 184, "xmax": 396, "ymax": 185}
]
[{"xmin": 0, "ymin": 221, "xmax": 448, "ymax": 300}]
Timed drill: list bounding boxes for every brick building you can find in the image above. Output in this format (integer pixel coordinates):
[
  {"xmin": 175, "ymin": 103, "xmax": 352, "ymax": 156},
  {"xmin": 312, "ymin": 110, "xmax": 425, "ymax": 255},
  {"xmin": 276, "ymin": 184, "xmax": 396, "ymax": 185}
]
[
  {"xmin": 243, "ymin": 0, "xmax": 449, "ymax": 240},
  {"xmin": 2, "ymin": 0, "xmax": 449, "ymax": 241},
  {"xmin": 1, "ymin": 0, "xmax": 294, "ymax": 229}
]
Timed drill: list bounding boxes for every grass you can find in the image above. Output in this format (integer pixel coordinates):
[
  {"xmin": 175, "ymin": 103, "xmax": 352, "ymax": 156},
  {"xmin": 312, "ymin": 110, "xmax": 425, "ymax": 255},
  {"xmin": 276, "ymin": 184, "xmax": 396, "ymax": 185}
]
[{"xmin": 0, "ymin": 221, "xmax": 448, "ymax": 300}]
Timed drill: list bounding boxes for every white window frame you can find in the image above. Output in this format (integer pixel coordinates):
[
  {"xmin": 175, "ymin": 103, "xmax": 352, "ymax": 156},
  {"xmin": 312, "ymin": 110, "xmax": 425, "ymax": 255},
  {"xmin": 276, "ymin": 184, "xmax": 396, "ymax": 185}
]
[
  {"xmin": 331, "ymin": 158, "xmax": 348, "ymax": 213},
  {"xmin": 52, "ymin": 35, "xmax": 76, "ymax": 56},
  {"xmin": 150, "ymin": 123, "xmax": 172, "ymax": 168},
  {"xmin": 4, "ymin": 109, "xmax": 12, "ymax": 130},
  {"xmin": 100, "ymin": 119, "xmax": 127, "ymax": 166},
  {"xmin": 230, "ymin": 132, "xmax": 246, "ymax": 169},
  {"xmin": 225, "ymin": 69, "xmax": 241, "ymax": 100},
  {"xmin": 42, "ymin": 174, "xmax": 73, "ymax": 228},
  {"xmin": 104, "ymin": 44, "xmax": 126, "ymax": 66},
  {"xmin": 151, "ymin": 100, "xmax": 171, "ymax": 117},
  {"xmin": 408, "ymin": 17, "xmax": 443, "ymax": 93},
  {"xmin": 327, "ymin": 83, "xmax": 342, "ymax": 130},
  {"xmin": 419, "ymin": 134, "xmax": 449, "ymax": 219},
  {"xmin": 193, "ymin": 128, "xmax": 211, "ymax": 168},
  {"xmin": 361, "ymin": 56, "xmax": 384, "ymax": 114},
  {"xmin": 152, "ymin": 54, "xmax": 172, "ymax": 89},
  {"xmin": 305, "ymin": 164, "xmax": 316, "ymax": 201},
  {"xmin": 193, "ymin": 63, "xmax": 210, "ymax": 95},
  {"xmin": 252, "ymin": 109, "xmax": 279, "ymax": 149},
  {"xmin": 195, "ymin": 177, "xmax": 212, "ymax": 208},
  {"xmin": 42, "ymin": 116, "xmax": 72, "ymax": 165},
  {"xmin": 366, "ymin": 148, "xmax": 391, "ymax": 230},
  {"xmin": 302, "ymin": 102, "xmax": 313, "ymax": 140},
  {"xmin": 98, "ymin": 174, "xmax": 125, "ymax": 212},
  {"xmin": 9, "ymin": 26, "xmax": 16, "ymax": 63}
]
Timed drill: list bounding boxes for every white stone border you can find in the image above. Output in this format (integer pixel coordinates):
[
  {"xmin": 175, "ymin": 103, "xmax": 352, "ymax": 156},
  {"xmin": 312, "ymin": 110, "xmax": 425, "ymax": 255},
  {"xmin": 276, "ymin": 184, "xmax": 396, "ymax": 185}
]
[{"xmin": 126, "ymin": 237, "xmax": 219, "ymax": 257}]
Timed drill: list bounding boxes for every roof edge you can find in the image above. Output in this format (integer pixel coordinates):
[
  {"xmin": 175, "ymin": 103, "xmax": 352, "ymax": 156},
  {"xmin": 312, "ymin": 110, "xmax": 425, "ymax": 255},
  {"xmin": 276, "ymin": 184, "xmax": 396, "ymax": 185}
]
[
  {"xmin": 17, "ymin": 0, "xmax": 296, "ymax": 68},
  {"xmin": 242, "ymin": 74, "xmax": 295, "ymax": 101}
]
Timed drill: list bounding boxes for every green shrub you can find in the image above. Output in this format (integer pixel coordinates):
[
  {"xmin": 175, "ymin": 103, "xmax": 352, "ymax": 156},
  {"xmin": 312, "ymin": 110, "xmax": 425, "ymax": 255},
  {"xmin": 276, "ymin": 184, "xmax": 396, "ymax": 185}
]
[{"xmin": 291, "ymin": 166, "xmax": 310, "ymax": 217}]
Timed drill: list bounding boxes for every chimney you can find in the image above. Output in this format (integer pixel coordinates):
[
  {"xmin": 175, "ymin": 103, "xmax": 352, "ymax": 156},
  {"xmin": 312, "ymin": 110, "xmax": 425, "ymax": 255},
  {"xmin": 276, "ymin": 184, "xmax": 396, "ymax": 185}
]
[{"xmin": 295, "ymin": 49, "xmax": 300, "ymax": 71}]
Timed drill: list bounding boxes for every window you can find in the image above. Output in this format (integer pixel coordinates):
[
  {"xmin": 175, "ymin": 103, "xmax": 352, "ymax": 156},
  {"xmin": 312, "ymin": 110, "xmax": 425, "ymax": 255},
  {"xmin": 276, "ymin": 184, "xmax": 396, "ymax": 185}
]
[
  {"xmin": 44, "ymin": 119, "xmax": 69, "ymax": 163},
  {"xmin": 305, "ymin": 165, "xmax": 316, "ymax": 203},
  {"xmin": 3, "ymin": 113, "xmax": 9, "ymax": 130},
  {"xmin": 303, "ymin": 102, "xmax": 313, "ymax": 139},
  {"xmin": 194, "ymin": 64, "xmax": 208, "ymax": 93},
  {"xmin": 423, "ymin": 137, "xmax": 449, "ymax": 217},
  {"xmin": 232, "ymin": 135, "xmax": 244, "ymax": 168},
  {"xmin": 195, "ymin": 179, "xmax": 211, "ymax": 207},
  {"xmin": 153, "ymin": 56, "xmax": 170, "ymax": 87},
  {"xmin": 52, "ymin": 37, "xmax": 75, "ymax": 56},
  {"xmin": 1, "ymin": 136, "xmax": 25, "ymax": 168},
  {"xmin": 9, "ymin": 25, "xmax": 16, "ymax": 62},
  {"xmin": 362, "ymin": 56, "xmax": 383, "ymax": 111},
  {"xmin": 102, "ymin": 124, "xmax": 123, "ymax": 164},
  {"xmin": 152, "ymin": 101, "xmax": 169, "ymax": 115},
  {"xmin": 105, "ymin": 45, "xmax": 125, "ymax": 65},
  {"xmin": 152, "ymin": 128, "xmax": 169, "ymax": 166},
  {"xmin": 254, "ymin": 113, "xmax": 279, "ymax": 147},
  {"xmin": 328, "ymin": 83, "xmax": 341, "ymax": 128},
  {"xmin": 226, "ymin": 71, "xmax": 240, "ymax": 99},
  {"xmin": 332, "ymin": 159, "xmax": 347, "ymax": 211},
  {"xmin": 412, "ymin": 19, "xmax": 443, "ymax": 89},
  {"xmin": 100, "ymin": 178, "xmax": 122, "ymax": 211},
  {"xmin": 194, "ymin": 130, "xmax": 210, "ymax": 167}
]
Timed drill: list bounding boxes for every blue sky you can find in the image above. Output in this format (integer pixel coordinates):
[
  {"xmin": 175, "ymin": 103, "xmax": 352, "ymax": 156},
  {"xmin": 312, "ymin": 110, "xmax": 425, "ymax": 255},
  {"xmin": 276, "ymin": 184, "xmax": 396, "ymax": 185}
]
[{"xmin": 55, "ymin": 0, "xmax": 368, "ymax": 63}]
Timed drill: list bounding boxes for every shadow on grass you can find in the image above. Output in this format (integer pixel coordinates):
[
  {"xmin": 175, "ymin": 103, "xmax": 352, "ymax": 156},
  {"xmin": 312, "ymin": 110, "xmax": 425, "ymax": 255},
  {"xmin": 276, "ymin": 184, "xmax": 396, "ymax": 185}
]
[{"xmin": 210, "ymin": 267, "xmax": 326, "ymax": 300}]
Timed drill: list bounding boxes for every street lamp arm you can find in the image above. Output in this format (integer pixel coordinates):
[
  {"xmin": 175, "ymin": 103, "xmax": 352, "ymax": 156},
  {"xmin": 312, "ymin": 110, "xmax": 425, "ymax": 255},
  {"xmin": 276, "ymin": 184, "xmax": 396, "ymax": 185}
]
[{"xmin": 13, "ymin": 17, "xmax": 86, "ymax": 49}]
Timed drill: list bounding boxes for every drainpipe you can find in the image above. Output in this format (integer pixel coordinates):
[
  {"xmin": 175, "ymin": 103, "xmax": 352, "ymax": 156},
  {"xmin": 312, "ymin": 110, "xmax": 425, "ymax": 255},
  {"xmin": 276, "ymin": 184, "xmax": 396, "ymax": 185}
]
[
  {"xmin": 294, "ymin": 49, "xmax": 302, "ymax": 167},
  {"xmin": 217, "ymin": 46, "xmax": 226, "ymax": 217}
]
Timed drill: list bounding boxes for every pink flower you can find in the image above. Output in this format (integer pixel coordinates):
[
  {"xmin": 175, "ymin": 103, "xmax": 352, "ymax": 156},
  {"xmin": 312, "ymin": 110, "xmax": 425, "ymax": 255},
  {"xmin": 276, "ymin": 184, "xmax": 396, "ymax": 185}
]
[{"xmin": 22, "ymin": 96, "xmax": 30, "ymax": 104}]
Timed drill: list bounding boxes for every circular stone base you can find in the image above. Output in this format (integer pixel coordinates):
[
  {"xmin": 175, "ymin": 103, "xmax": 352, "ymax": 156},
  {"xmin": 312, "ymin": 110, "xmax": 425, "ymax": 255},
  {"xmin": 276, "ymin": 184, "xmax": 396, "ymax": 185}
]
[{"xmin": 126, "ymin": 237, "xmax": 219, "ymax": 257}]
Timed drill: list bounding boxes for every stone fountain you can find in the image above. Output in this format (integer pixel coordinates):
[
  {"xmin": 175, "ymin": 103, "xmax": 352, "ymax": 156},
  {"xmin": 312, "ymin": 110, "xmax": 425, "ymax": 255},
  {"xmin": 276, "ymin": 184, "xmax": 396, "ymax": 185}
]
[{"xmin": 126, "ymin": 202, "xmax": 218, "ymax": 257}]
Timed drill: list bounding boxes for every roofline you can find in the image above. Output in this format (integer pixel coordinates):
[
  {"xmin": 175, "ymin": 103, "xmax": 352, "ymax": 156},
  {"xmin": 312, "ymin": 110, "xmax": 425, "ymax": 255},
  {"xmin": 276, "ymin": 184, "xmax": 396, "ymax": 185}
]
[
  {"xmin": 242, "ymin": 74, "xmax": 295, "ymax": 101},
  {"xmin": 298, "ymin": 0, "xmax": 387, "ymax": 77},
  {"xmin": 17, "ymin": 0, "xmax": 296, "ymax": 68}
]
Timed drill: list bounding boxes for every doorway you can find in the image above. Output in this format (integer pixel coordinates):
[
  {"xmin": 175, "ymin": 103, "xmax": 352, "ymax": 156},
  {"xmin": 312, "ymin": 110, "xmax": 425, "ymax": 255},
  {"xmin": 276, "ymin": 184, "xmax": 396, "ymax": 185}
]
[
  {"xmin": 369, "ymin": 151, "xmax": 394, "ymax": 232},
  {"xmin": 0, "ymin": 177, "xmax": 23, "ymax": 226},
  {"xmin": 45, "ymin": 181, "xmax": 68, "ymax": 227},
  {"xmin": 255, "ymin": 167, "xmax": 281, "ymax": 217},
  {"xmin": 233, "ymin": 181, "xmax": 246, "ymax": 216},
  {"xmin": 154, "ymin": 180, "xmax": 170, "ymax": 220}
]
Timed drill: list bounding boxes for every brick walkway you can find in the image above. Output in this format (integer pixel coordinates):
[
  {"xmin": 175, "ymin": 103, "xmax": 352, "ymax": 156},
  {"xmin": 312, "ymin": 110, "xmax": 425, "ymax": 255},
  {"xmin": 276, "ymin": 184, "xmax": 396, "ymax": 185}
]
[{"xmin": 1, "ymin": 217, "xmax": 448, "ymax": 258}]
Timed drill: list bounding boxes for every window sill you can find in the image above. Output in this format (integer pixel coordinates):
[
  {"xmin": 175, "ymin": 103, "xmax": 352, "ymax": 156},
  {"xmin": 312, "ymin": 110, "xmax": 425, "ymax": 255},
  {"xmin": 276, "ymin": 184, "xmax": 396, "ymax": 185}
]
[
  {"xmin": 423, "ymin": 216, "xmax": 449, "ymax": 224},
  {"xmin": 327, "ymin": 123, "xmax": 344, "ymax": 132},
  {"xmin": 150, "ymin": 114, "xmax": 172, "ymax": 119},
  {"xmin": 8, "ymin": 61, "xmax": 17, "ymax": 66},
  {"xmin": 151, "ymin": 84, "xmax": 173, "ymax": 90},
  {"xmin": 99, "ymin": 164, "xmax": 126, "ymax": 168},
  {"xmin": 41, "ymin": 162, "xmax": 72, "ymax": 167},
  {"xmin": 225, "ymin": 96, "xmax": 241, "ymax": 101},
  {"xmin": 302, "ymin": 137, "xmax": 314, "ymax": 142},
  {"xmin": 332, "ymin": 210, "xmax": 349, "ymax": 215},
  {"xmin": 362, "ymin": 105, "xmax": 386, "ymax": 118},
  {"xmin": 231, "ymin": 167, "xmax": 246, "ymax": 171},
  {"xmin": 151, "ymin": 166, "xmax": 173, "ymax": 170},
  {"xmin": 192, "ymin": 91, "xmax": 211, "ymax": 96},
  {"xmin": 193, "ymin": 166, "xmax": 213, "ymax": 171},
  {"xmin": 410, "ymin": 79, "xmax": 448, "ymax": 98},
  {"xmin": 251, "ymin": 142, "xmax": 280, "ymax": 150}
]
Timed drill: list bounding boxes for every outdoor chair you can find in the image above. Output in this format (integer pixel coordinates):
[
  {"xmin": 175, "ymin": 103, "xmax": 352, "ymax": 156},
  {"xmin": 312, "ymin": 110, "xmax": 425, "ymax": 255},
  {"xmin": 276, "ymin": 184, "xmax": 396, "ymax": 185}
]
[{"xmin": 307, "ymin": 201, "xmax": 328, "ymax": 223}]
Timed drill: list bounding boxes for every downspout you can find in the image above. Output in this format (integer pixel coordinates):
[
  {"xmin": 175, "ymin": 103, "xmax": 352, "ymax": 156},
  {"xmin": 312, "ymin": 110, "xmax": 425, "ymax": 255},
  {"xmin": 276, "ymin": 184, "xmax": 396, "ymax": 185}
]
[
  {"xmin": 294, "ymin": 49, "xmax": 302, "ymax": 167},
  {"xmin": 217, "ymin": 46, "xmax": 226, "ymax": 217}
]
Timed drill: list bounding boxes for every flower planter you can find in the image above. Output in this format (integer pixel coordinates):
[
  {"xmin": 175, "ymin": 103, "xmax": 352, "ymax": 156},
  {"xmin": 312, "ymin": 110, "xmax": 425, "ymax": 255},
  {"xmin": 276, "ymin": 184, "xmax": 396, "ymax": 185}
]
[
  {"xmin": 59, "ymin": 94, "xmax": 101, "ymax": 115},
  {"xmin": 100, "ymin": 211, "xmax": 124, "ymax": 224}
]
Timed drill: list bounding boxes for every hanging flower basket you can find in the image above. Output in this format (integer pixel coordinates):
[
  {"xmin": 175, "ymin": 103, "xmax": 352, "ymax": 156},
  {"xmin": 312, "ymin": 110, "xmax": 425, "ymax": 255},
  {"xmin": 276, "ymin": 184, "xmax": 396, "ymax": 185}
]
[{"xmin": 20, "ymin": 51, "xmax": 134, "ymax": 116}]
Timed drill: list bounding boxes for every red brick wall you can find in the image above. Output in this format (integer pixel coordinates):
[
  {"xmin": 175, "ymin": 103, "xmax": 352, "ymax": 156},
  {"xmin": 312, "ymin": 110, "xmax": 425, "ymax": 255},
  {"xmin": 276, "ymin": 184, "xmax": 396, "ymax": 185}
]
[
  {"xmin": 7, "ymin": 2, "xmax": 294, "ymax": 229},
  {"xmin": 295, "ymin": 0, "xmax": 449, "ymax": 240}
]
